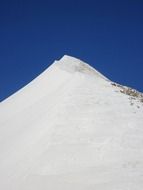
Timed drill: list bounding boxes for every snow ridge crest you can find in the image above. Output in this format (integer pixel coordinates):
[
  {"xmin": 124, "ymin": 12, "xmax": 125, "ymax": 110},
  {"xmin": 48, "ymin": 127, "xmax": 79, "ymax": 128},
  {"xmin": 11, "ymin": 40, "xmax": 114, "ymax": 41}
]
[{"xmin": 56, "ymin": 55, "xmax": 107, "ymax": 80}]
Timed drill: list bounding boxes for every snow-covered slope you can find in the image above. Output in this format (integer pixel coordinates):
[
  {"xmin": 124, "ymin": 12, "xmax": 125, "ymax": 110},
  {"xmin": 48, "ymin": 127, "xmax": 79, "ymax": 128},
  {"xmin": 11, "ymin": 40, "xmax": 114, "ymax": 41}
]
[{"xmin": 0, "ymin": 55, "xmax": 143, "ymax": 190}]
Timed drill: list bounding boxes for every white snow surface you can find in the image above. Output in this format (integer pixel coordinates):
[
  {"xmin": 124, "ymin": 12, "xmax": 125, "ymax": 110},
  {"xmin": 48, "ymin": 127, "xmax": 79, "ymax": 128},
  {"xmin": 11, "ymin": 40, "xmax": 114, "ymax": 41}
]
[{"xmin": 0, "ymin": 55, "xmax": 143, "ymax": 190}]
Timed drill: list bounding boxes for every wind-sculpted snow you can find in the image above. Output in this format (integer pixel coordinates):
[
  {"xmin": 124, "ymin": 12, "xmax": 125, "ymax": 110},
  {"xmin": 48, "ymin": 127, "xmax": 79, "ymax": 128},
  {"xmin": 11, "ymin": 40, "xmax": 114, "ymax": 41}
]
[{"xmin": 0, "ymin": 55, "xmax": 143, "ymax": 190}]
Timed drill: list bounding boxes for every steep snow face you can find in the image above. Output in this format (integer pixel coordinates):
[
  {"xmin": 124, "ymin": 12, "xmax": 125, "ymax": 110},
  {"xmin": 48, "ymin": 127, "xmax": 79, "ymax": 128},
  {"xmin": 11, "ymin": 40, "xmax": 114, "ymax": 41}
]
[{"xmin": 0, "ymin": 55, "xmax": 143, "ymax": 190}]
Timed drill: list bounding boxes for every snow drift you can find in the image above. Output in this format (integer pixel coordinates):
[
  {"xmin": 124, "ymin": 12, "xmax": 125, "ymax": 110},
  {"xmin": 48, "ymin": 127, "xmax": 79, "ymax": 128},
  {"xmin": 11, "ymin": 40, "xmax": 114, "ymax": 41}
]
[{"xmin": 0, "ymin": 55, "xmax": 143, "ymax": 190}]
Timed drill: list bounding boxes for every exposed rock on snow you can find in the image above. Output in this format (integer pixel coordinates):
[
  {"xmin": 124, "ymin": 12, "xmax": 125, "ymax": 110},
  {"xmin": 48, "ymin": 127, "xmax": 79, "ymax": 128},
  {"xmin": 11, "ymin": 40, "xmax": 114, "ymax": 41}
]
[{"xmin": 111, "ymin": 82, "xmax": 143, "ymax": 103}]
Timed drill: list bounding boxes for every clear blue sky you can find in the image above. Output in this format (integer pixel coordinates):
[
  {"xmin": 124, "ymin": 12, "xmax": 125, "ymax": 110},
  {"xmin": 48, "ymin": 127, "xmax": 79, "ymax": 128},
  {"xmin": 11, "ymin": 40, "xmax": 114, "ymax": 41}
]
[{"xmin": 0, "ymin": 0, "xmax": 143, "ymax": 101}]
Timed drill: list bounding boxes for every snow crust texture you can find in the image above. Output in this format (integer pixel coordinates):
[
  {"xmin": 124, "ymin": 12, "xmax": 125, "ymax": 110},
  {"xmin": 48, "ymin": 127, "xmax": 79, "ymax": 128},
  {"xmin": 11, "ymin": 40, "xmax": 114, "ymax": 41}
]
[{"xmin": 0, "ymin": 55, "xmax": 143, "ymax": 190}]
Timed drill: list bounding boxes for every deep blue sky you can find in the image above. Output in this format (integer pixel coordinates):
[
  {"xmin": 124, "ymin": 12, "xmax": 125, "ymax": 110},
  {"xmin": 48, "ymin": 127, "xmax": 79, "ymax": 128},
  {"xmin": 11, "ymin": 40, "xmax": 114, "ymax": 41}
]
[{"xmin": 0, "ymin": 0, "xmax": 143, "ymax": 101}]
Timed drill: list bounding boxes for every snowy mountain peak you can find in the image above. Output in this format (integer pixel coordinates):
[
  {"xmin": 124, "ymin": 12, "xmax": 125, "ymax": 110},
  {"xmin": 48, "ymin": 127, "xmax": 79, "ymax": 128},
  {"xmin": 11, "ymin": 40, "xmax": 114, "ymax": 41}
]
[
  {"xmin": 0, "ymin": 55, "xmax": 143, "ymax": 190},
  {"xmin": 56, "ymin": 55, "xmax": 91, "ymax": 73},
  {"xmin": 55, "ymin": 55, "xmax": 108, "ymax": 80},
  {"xmin": 59, "ymin": 54, "xmax": 80, "ymax": 62}
]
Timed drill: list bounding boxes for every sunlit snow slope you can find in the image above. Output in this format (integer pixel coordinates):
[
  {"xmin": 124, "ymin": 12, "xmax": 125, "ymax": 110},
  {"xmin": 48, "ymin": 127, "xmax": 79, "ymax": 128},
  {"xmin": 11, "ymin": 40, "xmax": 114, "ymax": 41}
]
[{"xmin": 0, "ymin": 55, "xmax": 143, "ymax": 190}]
